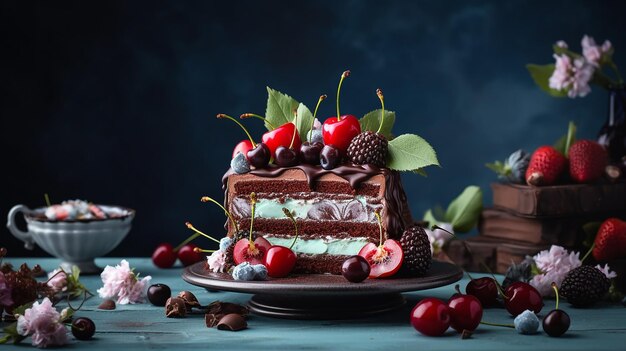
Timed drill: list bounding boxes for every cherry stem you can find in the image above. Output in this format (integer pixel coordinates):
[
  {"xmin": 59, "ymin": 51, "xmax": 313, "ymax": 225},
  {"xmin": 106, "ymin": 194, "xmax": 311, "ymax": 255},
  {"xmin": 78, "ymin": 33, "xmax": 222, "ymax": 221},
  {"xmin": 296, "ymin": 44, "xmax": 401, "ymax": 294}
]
[
  {"xmin": 174, "ymin": 232, "xmax": 200, "ymax": 251},
  {"xmin": 374, "ymin": 209, "xmax": 384, "ymax": 247},
  {"xmin": 552, "ymin": 282, "xmax": 560, "ymax": 310},
  {"xmin": 44, "ymin": 193, "xmax": 52, "ymax": 207},
  {"xmin": 216, "ymin": 113, "xmax": 256, "ymax": 148},
  {"xmin": 376, "ymin": 88, "xmax": 385, "ymax": 134},
  {"xmin": 309, "ymin": 94, "xmax": 327, "ymax": 140},
  {"xmin": 454, "ymin": 284, "xmax": 462, "ymax": 295},
  {"xmin": 201, "ymin": 196, "xmax": 239, "ymax": 234},
  {"xmin": 193, "ymin": 247, "xmax": 217, "ymax": 253},
  {"xmin": 480, "ymin": 321, "xmax": 515, "ymax": 329},
  {"xmin": 581, "ymin": 242, "xmax": 595, "ymax": 263},
  {"xmin": 336, "ymin": 70, "xmax": 350, "ymax": 121},
  {"xmin": 240, "ymin": 113, "xmax": 276, "ymax": 130},
  {"xmin": 185, "ymin": 222, "xmax": 220, "ymax": 245},
  {"xmin": 289, "ymin": 110, "xmax": 298, "ymax": 149},
  {"xmin": 282, "ymin": 208, "xmax": 299, "ymax": 250},
  {"xmin": 66, "ymin": 289, "xmax": 89, "ymax": 312},
  {"xmin": 564, "ymin": 121, "xmax": 576, "ymax": 158},
  {"xmin": 248, "ymin": 193, "xmax": 257, "ymax": 251}
]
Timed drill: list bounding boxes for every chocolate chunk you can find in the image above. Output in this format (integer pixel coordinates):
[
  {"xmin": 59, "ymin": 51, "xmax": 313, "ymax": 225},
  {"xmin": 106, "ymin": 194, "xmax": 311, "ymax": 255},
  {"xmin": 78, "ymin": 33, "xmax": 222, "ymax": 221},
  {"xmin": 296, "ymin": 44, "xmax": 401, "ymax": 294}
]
[
  {"xmin": 204, "ymin": 313, "xmax": 225, "ymax": 328},
  {"xmin": 177, "ymin": 291, "xmax": 201, "ymax": 311},
  {"xmin": 98, "ymin": 299, "xmax": 116, "ymax": 310},
  {"xmin": 205, "ymin": 301, "xmax": 249, "ymax": 317},
  {"xmin": 165, "ymin": 297, "xmax": 187, "ymax": 318},
  {"xmin": 216, "ymin": 313, "xmax": 247, "ymax": 331}
]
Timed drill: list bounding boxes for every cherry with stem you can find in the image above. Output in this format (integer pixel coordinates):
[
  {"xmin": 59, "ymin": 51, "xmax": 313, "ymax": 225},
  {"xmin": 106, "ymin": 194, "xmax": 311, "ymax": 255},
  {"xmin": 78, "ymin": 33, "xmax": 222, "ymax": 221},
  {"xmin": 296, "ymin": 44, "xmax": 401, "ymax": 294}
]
[
  {"xmin": 301, "ymin": 95, "xmax": 327, "ymax": 164},
  {"xmin": 275, "ymin": 110, "xmax": 300, "ymax": 166},
  {"xmin": 217, "ymin": 113, "xmax": 270, "ymax": 167},
  {"xmin": 264, "ymin": 208, "xmax": 299, "ymax": 278}
]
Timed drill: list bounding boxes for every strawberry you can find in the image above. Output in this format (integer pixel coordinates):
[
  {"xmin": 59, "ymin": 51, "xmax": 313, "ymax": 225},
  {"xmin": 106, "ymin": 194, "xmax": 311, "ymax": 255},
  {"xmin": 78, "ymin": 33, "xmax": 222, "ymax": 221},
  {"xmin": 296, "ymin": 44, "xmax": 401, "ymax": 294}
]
[
  {"xmin": 593, "ymin": 218, "xmax": 626, "ymax": 262},
  {"xmin": 525, "ymin": 146, "xmax": 567, "ymax": 186},
  {"xmin": 568, "ymin": 140, "xmax": 608, "ymax": 183}
]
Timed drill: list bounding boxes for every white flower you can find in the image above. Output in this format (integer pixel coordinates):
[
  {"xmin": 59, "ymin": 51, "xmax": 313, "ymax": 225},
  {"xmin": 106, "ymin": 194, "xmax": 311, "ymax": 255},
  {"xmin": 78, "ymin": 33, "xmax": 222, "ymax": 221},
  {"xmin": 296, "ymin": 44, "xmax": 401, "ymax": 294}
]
[
  {"xmin": 582, "ymin": 35, "xmax": 612, "ymax": 67},
  {"xmin": 424, "ymin": 223, "xmax": 453, "ymax": 256},
  {"xmin": 97, "ymin": 260, "xmax": 151, "ymax": 304},
  {"xmin": 596, "ymin": 264, "xmax": 617, "ymax": 279},
  {"xmin": 207, "ymin": 250, "xmax": 228, "ymax": 273},
  {"xmin": 530, "ymin": 245, "xmax": 582, "ymax": 297},
  {"xmin": 549, "ymin": 54, "xmax": 594, "ymax": 98},
  {"xmin": 16, "ymin": 298, "xmax": 68, "ymax": 348}
]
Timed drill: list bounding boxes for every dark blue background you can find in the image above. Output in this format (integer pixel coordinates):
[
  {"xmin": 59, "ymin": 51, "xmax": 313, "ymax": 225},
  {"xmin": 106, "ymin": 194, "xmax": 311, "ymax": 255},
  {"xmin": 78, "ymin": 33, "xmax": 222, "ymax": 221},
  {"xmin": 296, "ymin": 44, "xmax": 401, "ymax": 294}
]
[{"xmin": 2, "ymin": 1, "xmax": 625, "ymax": 257}]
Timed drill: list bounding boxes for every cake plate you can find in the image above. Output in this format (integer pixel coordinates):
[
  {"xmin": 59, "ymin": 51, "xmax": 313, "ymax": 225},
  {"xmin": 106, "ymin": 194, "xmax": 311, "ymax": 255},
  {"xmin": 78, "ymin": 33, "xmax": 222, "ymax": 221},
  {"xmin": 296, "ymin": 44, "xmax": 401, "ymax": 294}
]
[{"xmin": 182, "ymin": 260, "xmax": 463, "ymax": 320}]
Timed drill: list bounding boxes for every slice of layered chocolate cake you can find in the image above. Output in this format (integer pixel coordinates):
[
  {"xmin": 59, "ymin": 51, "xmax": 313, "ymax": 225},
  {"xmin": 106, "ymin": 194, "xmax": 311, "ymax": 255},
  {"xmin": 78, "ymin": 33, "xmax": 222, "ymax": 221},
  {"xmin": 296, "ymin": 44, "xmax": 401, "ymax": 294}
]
[{"xmin": 223, "ymin": 164, "xmax": 414, "ymax": 274}]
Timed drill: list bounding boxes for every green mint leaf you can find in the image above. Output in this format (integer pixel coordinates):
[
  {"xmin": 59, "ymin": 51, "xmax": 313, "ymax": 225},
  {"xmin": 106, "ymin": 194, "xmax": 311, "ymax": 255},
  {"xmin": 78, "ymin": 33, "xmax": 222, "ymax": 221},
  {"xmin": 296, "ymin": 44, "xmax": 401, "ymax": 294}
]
[
  {"xmin": 265, "ymin": 87, "xmax": 300, "ymax": 131},
  {"xmin": 526, "ymin": 64, "xmax": 568, "ymax": 97},
  {"xmin": 445, "ymin": 186, "xmax": 483, "ymax": 233},
  {"xmin": 359, "ymin": 109, "xmax": 395, "ymax": 139},
  {"xmin": 387, "ymin": 134, "xmax": 439, "ymax": 171},
  {"xmin": 485, "ymin": 160, "xmax": 510, "ymax": 177},
  {"xmin": 296, "ymin": 103, "xmax": 313, "ymax": 142}
]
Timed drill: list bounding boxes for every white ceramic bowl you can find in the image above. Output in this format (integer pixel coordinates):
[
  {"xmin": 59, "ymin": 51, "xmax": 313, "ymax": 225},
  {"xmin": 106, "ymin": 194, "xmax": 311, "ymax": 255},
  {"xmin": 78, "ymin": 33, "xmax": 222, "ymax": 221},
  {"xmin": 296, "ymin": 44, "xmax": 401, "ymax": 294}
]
[{"xmin": 6, "ymin": 204, "xmax": 135, "ymax": 274}]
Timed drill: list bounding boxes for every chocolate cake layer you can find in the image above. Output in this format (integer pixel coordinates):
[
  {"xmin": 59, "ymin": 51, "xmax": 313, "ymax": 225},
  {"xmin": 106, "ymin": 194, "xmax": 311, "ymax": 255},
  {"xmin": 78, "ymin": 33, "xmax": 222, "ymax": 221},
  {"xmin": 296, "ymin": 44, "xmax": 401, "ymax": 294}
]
[
  {"xmin": 491, "ymin": 182, "xmax": 626, "ymax": 218},
  {"xmin": 234, "ymin": 218, "xmax": 381, "ymax": 242},
  {"xmin": 293, "ymin": 254, "xmax": 348, "ymax": 275}
]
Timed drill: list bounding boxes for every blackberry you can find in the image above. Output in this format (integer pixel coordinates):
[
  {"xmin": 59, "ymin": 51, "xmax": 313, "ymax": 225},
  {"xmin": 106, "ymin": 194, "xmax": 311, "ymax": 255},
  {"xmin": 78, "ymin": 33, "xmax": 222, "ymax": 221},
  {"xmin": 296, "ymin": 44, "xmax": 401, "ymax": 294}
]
[
  {"xmin": 560, "ymin": 265, "xmax": 610, "ymax": 307},
  {"xmin": 346, "ymin": 131, "xmax": 388, "ymax": 167},
  {"xmin": 399, "ymin": 225, "xmax": 432, "ymax": 276}
]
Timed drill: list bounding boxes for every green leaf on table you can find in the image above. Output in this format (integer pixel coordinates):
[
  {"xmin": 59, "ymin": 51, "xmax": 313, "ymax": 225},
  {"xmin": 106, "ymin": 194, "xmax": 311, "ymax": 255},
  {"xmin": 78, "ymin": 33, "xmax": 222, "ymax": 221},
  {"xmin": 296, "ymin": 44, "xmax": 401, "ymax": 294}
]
[
  {"xmin": 296, "ymin": 103, "xmax": 314, "ymax": 142},
  {"xmin": 526, "ymin": 64, "xmax": 568, "ymax": 97},
  {"xmin": 265, "ymin": 87, "xmax": 300, "ymax": 131},
  {"xmin": 359, "ymin": 109, "xmax": 395, "ymax": 139},
  {"xmin": 387, "ymin": 134, "xmax": 439, "ymax": 172},
  {"xmin": 445, "ymin": 186, "xmax": 483, "ymax": 233}
]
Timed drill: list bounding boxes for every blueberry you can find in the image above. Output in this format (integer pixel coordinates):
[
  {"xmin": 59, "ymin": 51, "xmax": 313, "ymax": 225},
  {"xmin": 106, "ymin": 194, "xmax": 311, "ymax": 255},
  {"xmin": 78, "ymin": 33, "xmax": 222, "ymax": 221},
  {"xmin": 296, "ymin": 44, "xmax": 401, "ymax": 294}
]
[
  {"xmin": 307, "ymin": 130, "xmax": 323, "ymax": 144},
  {"xmin": 232, "ymin": 262, "xmax": 256, "ymax": 281},
  {"xmin": 231, "ymin": 152, "xmax": 250, "ymax": 174},
  {"xmin": 251, "ymin": 264, "xmax": 268, "ymax": 280},
  {"xmin": 219, "ymin": 237, "xmax": 233, "ymax": 251},
  {"xmin": 514, "ymin": 309, "xmax": 540, "ymax": 334}
]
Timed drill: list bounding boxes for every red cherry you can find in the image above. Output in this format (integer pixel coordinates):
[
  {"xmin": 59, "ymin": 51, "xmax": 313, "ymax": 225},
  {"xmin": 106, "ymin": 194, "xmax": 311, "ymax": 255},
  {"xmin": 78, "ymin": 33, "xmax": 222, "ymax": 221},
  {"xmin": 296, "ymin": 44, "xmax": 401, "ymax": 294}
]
[
  {"xmin": 264, "ymin": 245, "xmax": 297, "ymax": 278},
  {"xmin": 177, "ymin": 244, "xmax": 204, "ymax": 267},
  {"xmin": 232, "ymin": 140, "xmax": 253, "ymax": 159},
  {"xmin": 233, "ymin": 237, "xmax": 272, "ymax": 265},
  {"xmin": 466, "ymin": 277, "xmax": 498, "ymax": 307},
  {"xmin": 322, "ymin": 115, "xmax": 361, "ymax": 154},
  {"xmin": 357, "ymin": 239, "xmax": 403, "ymax": 278},
  {"xmin": 504, "ymin": 282, "xmax": 543, "ymax": 316},
  {"xmin": 262, "ymin": 123, "xmax": 302, "ymax": 159},
  {"xmin": 410, "ymin": 298, "xmax": 451, "ymax": 336},
  {"xmin": 447, "ymin": 293, "xmax": 483, "ymax": 332},
  {"xmin": 152, "ymin": 243, "xmax": 177, "ymax": 268}
]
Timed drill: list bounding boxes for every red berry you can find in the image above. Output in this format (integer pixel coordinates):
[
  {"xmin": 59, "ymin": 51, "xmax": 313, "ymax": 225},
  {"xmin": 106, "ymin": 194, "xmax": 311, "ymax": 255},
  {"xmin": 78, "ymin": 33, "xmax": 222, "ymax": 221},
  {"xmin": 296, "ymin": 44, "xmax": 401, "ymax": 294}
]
[
  {"xmin": 264, "ymin": 245, "xmax": 297, "ymax": 278},
  {"xmin": 322, "ymin": 115, "xmax": 361, "ymax": 155},
  {"xmin": 262, "ymin": 123, "xmax": 302, "ymax": 160},
  {"xmin": 341, "ymin": 255, "xmax": 371, "ymax": 283},
  {"xmin": 177, "ymin": 244, "xmax": 204, "ymax": 267},
  {"xmin": 232, "ymin": 140, "xmax": 253, "ymax": 159},
  {"xmin": 447, "ymin": 293, "xmax": 483, "ymax": 332},
  {"xmin": 233, "ymin": 237, "xmax": 272, "ymax": 266},
  {"xmin": 504, "ymin": 282, "xmax": 543, "ymax": 316},
  {"xmin": 357, "ymin": 239, "xmax": 403, "ymax": 278},
  {"xmin": 525, "ymin": 146, "xmax": 567, "ymax": 186},
  {"xmin": 568, "ymin": 139, "xmax": 608, "ymax": 183},
  {"xmin": 466, "ymin": 277, "xmax": 498, "ymax": 306},
  {"xmin": 593, "ymin": 218, "xmax": 626, "ymax": 262},
  {"xmin": 410, "ymin": 298, "xmax": 451, "ymax": 336},
  {"xmin": 152, "ymin": 243, "xmax": 177, "ymax": 268}
]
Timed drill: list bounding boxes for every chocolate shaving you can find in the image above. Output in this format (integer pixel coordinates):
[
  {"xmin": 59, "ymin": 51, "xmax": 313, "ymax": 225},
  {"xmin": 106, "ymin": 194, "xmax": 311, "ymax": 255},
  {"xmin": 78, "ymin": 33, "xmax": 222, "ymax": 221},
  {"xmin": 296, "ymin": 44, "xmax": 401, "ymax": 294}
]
[
  {"xmin": 98, "ymin": 299, "xmax": 116, "ymax": 310},
  {"xmin": 461, "ymin": 329, "xmax": 473, "ymax": 339},
  {"xmin": 165, "ymin": 297, "xmax": 187, "ymax": 318},
  {"xmin": 216, "ymin": 313, "xmax": 247, "ymax": 331},
  {"xmin": 205, "ymin": 301, "xmax": 249, "ymax": 317},
  {"xmin": 177, "ymin": 291, "xmax": 201, "ymax": 311},
  {"xmin": 204, "ymin": 313, "xmax": 225, "ymax": 328}
]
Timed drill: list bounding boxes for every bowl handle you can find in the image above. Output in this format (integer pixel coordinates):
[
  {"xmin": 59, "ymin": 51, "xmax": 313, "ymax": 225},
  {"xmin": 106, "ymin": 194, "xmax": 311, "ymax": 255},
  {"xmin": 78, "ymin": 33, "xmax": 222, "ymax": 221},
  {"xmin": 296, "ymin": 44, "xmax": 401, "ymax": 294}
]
[{"xmin": 6, "ymin": 205, "xmax": 34, "ymax": 250}]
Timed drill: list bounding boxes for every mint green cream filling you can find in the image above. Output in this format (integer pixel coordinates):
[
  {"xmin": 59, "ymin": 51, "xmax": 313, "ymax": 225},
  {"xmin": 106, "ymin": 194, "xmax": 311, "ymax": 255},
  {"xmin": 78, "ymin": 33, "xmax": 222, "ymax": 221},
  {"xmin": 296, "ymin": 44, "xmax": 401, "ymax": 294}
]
[
  {"xmin": 254, "ymin": 197, "xmax": 368, "ymax": 219},
  {"xmin": 265, "ymin": 236, "xmax": 369, "ymax": 255}
]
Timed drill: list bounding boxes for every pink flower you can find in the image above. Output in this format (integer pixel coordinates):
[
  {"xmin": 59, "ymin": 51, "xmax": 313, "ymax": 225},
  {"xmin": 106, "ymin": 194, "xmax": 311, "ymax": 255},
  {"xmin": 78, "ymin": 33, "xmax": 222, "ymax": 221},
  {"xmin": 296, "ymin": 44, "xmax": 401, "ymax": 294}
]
[
  {"xmin": 16, "ymin": 298, "xmax": 68, "ymax": 348},
  {"xmin": 424, "ymin": 223, "xmax": 453, "ymax": 256},
  {"xmin": 46, "ymin": 269, "xmax": 68, "ymax": 293},
  {"xmin": 97, "ymin": 260, "xmax": 151, "ymax": 304},
  {"xmin": 582, "ymin": 35, "xmax": 612, "ymax": 67},
  {"xmin": 312, "ymin": 118, "xmax": 322, "ymax": 131},
  {"xmin": 596, "ymin": 264, "xmax": 617, "ymax": 279},
  {"xmin": 207, "ymin": 250, "xmax": 228, "ymax": 273},
  {"xmin": 530, "ymin": 245, "xmax": 582, "ymax": 297},
  {"xmin": 555, "ymin": 40, "xmax": 568, "ymax": 49},
  {"xmin": 0, "ymin": 271, "xmax": 13, "ymax": 307},
  {"xmin": 549, "ymin": 54, "xmax": 594, "ymax": 98}
]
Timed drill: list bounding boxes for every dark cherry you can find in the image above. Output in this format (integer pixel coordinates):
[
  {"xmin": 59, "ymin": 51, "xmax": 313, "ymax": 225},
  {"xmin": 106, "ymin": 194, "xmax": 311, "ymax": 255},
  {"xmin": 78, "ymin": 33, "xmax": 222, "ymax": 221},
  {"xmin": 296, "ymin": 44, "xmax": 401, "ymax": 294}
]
[
  {"xmin": 504, "ymin": 282, "xmax": 543, "ymax": 316},
  {"xmin": 320, "ymin": 144, "xmax": 341, "ymax": 170},
  {"xmin": 152, "ymin": 243, "xmax": 177, "ymax": 268},
  {"xmin": 410, "ymin": 298, "xmax": 451, "ymax": 336},
  {"xmin": 71, "ymin": 317, "xmax": 96, "ymax": 340},
  {"xmin": 543, "ymin": 309, "xmax": 570, "ymax": 337},
  {"xmin": 466, "ymin": 277, "xmax": 498, "ymax": 306},
  {"xmin": 341, "ymin": 255, "xmax": 371, "ymax": 283},
  {"xmin": 300, "ymin": 142, "xmax": 323, "ymax": 165},
  {"xmin": 246, "ymin": 143, "xmax": 271, "ymax": 168},
  {"xmin": 177, "ymin": 244, "xmax": 204, "ymax": 267},
  {"xmin": 274, "ymin": 146, "xmax": 299, "ymax": 167},
  {"xmin": 147, "ymin": 283, "xmax": 172, "ymax": 306},
  {"xmin": 447, "ymin": 292, "xmax": 483, "ymax": 332}
]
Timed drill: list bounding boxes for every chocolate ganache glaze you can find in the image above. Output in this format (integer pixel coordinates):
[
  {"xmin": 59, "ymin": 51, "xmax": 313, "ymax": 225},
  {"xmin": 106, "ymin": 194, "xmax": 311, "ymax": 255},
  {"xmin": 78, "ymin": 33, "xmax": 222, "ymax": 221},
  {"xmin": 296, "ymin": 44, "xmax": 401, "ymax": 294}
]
[{"xmin": 222, "ymin": 164, "xmax": 413, "ymax": 239}]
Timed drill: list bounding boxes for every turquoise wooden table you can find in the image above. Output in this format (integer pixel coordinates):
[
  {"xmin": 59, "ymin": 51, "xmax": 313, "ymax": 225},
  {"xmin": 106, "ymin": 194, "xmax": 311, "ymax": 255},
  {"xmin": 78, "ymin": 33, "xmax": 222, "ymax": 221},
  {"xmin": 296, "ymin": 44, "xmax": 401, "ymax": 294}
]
[{"xmin": 3, "ymin": 258, "xmax": 625, "ymax": 350}]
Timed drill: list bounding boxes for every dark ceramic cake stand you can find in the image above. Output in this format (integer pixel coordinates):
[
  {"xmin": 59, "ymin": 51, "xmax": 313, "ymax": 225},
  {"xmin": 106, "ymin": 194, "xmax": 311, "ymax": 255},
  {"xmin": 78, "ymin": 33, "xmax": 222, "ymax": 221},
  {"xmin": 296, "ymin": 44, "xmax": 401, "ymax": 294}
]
[{"xmin": 182, "ymin": 260, "xmax": 463, "ymax": 320}]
